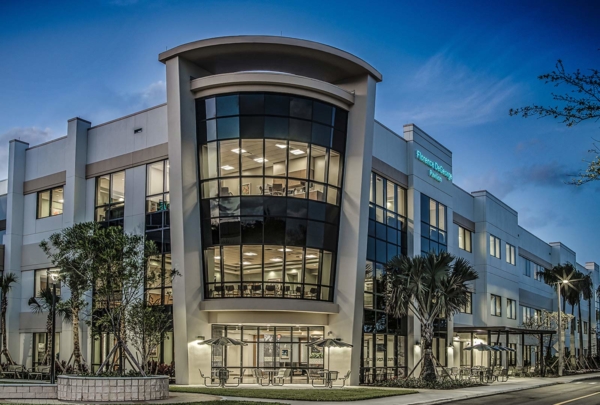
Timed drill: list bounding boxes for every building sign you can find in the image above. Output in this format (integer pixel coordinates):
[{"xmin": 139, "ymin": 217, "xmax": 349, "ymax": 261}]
[{"xmin": 415, "ymin": 150, "xmax": 452, "ymax": 183}]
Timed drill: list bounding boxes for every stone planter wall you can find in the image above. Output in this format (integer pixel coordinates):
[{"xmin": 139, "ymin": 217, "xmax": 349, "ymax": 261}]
[
  {"xmin": 0, "ymin": 384, "xmax": 57, "ymax": 399},
  {"xmin": 57, "ymin": 375, "xmax": 169, "ymax": 402}
]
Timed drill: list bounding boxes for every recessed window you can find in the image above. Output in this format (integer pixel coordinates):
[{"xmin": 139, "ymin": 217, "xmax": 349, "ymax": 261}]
[
  {"xmin": 490, "ymin": 294, "xmax": 501, "ymax": 317},
  {"xmin": 460, "ymin": 292, "xmax": 472, "ymax": 314},
  {"xmin": 37, "ymin": 186, "xmax": 64, "ymax": 218},
  {"xmin": 34, "ymin": 268, "xmax": 61, "ymax": 297},
  {"xmin": 420, "ymin": 195, "xmax": 447, "ymax": 256},
  {"xmin": 458, "ymin": 226, "xmax": 472, "ymax": 252},
  {"xmin": 507, "ymin": 298, "xmax": 516, "ymax": 319},
  {"xmin": 489, "ymin": 235, "xmax": 501, "ymax": 259},
  {"xmin": 505, "ymin": 243, "xmax": 516, "ymax": 265},
  {"xmin": 95, "ymin": 171, "xmax": 125, "ymax": 227}
]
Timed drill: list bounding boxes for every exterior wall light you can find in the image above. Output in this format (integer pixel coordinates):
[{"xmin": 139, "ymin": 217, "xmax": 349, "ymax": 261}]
[{"xmin": 197, "ymin": 335, "xmax": 205, "ymax": 342}]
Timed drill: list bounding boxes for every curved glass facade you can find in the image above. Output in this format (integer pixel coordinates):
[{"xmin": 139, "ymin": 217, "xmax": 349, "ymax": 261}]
[{"xmin": 196, "ymin": 92, "xmax": 348, "ymax": 301}]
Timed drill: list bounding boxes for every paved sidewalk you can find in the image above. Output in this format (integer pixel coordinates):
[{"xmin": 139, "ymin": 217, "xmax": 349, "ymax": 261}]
[{"xmin": 211, "ymin": 372, "xmax": 600, "ymax": 405}]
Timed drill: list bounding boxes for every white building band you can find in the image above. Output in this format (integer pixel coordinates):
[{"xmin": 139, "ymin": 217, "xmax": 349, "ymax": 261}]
[{"xmin": 0, "ymin": 36, "xmax": 597, "ymax": 385}]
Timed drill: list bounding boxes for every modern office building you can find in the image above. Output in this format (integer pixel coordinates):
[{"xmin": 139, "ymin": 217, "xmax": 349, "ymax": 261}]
[{"xmin": 0, "ymin": 36, "xmax": 598, "ymax": 385}]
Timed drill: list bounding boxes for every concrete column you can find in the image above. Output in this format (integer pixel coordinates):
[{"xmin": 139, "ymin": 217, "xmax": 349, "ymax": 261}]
[
  {"xmin": 166, "ymin": 55, "xmax": 211, "ymax": 385},
  {"xmin": 327, "ymin": 75, "xmax": 377, "ymax": 385},
  {"xmin": 5, "ymin": 140, "xmax": 28, "ymax": 363},
  {"xmin": 63, "ymin": 118, "xmax": 90, "ymax": 228}
]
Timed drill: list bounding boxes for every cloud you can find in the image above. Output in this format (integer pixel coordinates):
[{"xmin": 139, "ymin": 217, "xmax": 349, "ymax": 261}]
[
  {"xmin": 461, "ymin": 162, "xmax": 575, "ymax": 199},
  {"xmin": 518, "ymin": 206, "xmax": 570, "ymax": 231},
  {"xmin": 0, "ymin": 127, "xmax": 53, "ymax": 179},
  {"xmin": 393, "ymin": 51, "xmax": 520, "ymax": 127}
]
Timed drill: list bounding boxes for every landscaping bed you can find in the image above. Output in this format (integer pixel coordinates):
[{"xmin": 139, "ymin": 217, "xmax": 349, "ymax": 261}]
[
  {"xmin": 170, "ymin": 386, "xmax": 417, "ymax": 401},
  {"xmin": 374, "ymin": 377, "xmax": 484, "ymax": 390}
]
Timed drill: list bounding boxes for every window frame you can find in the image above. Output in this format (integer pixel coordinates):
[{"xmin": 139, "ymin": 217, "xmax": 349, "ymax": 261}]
[
  {"xmin": 489, "ymin": 235, "xmax": 501, "ymax": 259},
  {"xmin": 33, "ymin": 268, "xmax": 61, "ymax": 298},
  {"xmin": 94, "ymin": 171, "xmax": 126, "ymax": 226},
  {"xmin": 460, "ymin": 291, "xmax": 472, "ymax": 314},
  {"xmin": 507, "ymin": 298, "xmax": 517, "ymax": 319},
  {"xmin": 505, "ymin": 243, "xmax": 516, "ymax": 265},
  {"xmin": 490, "ymin": 294, "xmax": 501, "ymax": 317},
  {"xmin": 458, "ymin": 226, "xmax": 472, "ymax": 253},
  {"xmin": 36, "ymin": 186, "xmax": 64, "ymax": 219}
]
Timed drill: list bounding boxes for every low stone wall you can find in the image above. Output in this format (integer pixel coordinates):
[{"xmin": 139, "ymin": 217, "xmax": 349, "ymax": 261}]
[
  {"xmin": 0, "ymin": 384, "xmax": 57, "ymax": 399},
  {"xmin": 57, "ymin": 375, "xmax": 170, "ymax": 402}
]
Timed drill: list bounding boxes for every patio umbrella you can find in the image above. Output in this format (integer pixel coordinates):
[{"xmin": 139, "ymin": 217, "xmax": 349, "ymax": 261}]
[
  {"xmin": 463, "ymin": 343, "xmax": 499, "ymax": 367},
  {"xmin": 306, "ymin": 338, "xmax": 353, "ymax": 370},
  {"xmin": 199, "ymin": 336, "xmax": 247, "ymax": 346}
]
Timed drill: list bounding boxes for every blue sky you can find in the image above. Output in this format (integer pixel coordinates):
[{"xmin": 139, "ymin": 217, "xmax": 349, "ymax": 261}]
[{"xmin": 1, "ymin": 0, "xmax": 599, "ymax": 262}]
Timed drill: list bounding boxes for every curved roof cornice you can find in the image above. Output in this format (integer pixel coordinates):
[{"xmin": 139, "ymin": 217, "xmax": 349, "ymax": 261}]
[{"xmin": 158, "ymin": 35, "xmax": 382, "ymax": 83}]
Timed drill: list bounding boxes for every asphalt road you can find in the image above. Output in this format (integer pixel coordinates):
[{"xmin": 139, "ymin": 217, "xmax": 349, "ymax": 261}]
[{"xmin": 446, "ymin": 377, "xmax": 600, "ymax": 405}]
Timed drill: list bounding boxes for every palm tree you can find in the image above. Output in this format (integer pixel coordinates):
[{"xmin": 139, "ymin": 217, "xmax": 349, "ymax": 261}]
[
  {"xmin": 28, "ymin": 286, "xmax": 71, "ymax": 366},
  {"xmin": 577, "ymin": 273, "xmax": 593, "ymax": 361},
  {"xmin": 385, "ymin": 251, "xmax": 478, "ymax": 382},
  {"xmin": 0, "ymin": 272, "xmax": 18, "ymax": 365}
]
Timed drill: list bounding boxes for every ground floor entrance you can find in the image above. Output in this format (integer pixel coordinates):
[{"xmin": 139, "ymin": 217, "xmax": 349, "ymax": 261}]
[{"xmin": 210, "ymin": 324, "xmax": 326, "ymax": 384}]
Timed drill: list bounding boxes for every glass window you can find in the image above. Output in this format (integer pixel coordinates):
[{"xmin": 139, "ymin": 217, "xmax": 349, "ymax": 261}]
[
  {"xmin": 34, "ymin": 268, "xmax": 61, "ymax": 297},
  {"xmin": 37, "ymin": 186, "xmax": 64, "ymax": 219},
  {"xmin": 95, "ymin": 171, "xmax": 125, "ymax": 225},
  {"xmin": 265, "ymin": 140, "xmax": 287, "ymax": 177},
  {"xmin": 200, "ymin": 142, "xmax": 218, "ymax": 180},
  {"xmin": 491, "ymin": 294, "xmax": 501, "ymax": 317},
  {"xmin": 241, "ymin": 139, "xmax": 264, "ymax": 176},
  {"xmin": 460, "ymin": 292, "xmax": 472, "ymax": 314},
  {"xmin": 458, "ymin": 226, "xmax": 472, "ymax": 252},
  {"xmin": 507, "ymin": 298, "xmax": 517, "ymax": 319},
  {"xmin": 505, "ymin": 243, "xmax": 516, "ymax": 265},
  {"xmin": 490, "ymin": 235, "xmax": 501, "ymax": 259}
]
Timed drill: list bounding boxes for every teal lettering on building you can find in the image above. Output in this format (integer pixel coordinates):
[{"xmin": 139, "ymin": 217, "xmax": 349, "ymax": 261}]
[{"xmin": 415, "ymin": 150, "xmax": 452, "ymax": 182}]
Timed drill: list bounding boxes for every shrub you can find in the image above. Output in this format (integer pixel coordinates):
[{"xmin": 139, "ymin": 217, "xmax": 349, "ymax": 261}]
[{"xmin": 375, "ymin": 377, "xmax": 484, "ymax": 390}]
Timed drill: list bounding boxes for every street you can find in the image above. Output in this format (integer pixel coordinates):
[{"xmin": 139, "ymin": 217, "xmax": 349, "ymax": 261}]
[{"xmin": 447, "ymin": 377, "xmax": 600, "ymax": 405}]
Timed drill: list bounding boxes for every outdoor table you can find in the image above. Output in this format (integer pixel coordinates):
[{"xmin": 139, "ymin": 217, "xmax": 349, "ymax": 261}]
[
  {"xmin": 263, "ymin": 369, "xmax": 278, "ymax": 385},
  {"xmin": 324, "ymin": 370, "xmax": 339, "ymax": 388},
  {"xmin": 215, "ymin": 368, "xmax": 230, "ymax": 387}
]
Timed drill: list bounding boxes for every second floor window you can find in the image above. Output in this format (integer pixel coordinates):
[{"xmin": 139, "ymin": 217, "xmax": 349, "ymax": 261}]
[
  {"xmin": 421, "ymin": 195, "xmax": 447, "ymax": 255},
  {"xmin": 37, "ymin": 186, "xmax": 64, "ymax": 218},
  {"xmin": 34, "ymin": 268, "xmax": 61, "ymax": 297},
  {"xmin": 490, "ymin": 294, "xmax": 501, "ymax": 317},
  {"xmin": 458, "ymin": 226, "xmax": 472, "ymax": 252},
  {"xmin": 95, "ymin": 171, "xmax": 125, "ymax": 227},
  {"xmin": 506, "ymin": 243, "xmax": 516, "ymax": 265},
  {"xmin": 507, "ymin": 298, "xmax": 516, "ymax": 319},
  {"xmin": 490, "ymin": 235, "xmax": 501, "ymax": 259},
  {"xmin": 460, "ymin": 292, "xmax": 472, "ymax": 314}
]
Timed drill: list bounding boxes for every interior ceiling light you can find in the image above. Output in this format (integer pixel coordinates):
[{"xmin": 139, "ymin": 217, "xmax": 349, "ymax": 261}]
[
  {"xmin": 244, "ymin": 252, "xmax": 257, "ymax": 256},
  {"xmin": 231, "ymin": 148, "xmax": 247, "ymax": 154},
  {"xmin": 254, "ymin": 157, "xmax": 268, "ymax": 163},
  {"xmin": 242, "ymin": 261, "xmax": 251, "ymax": 265},
  {"xmin": 305, "ymin": 254, "xmax": 317, "ymax": 258},
  {"xmin": 275, "ymin": 144, "xmax": 287, "ymax": 149},
  {"xmin": 215, "ymin": 256, "xmax": 221, "ymax": 260},
  {"xmin": 290, "ymin": 149, "xmax": 305, "ymax": 155},
  {"xmin": 278, "ymin": 248, "xmax": 293, "ymax": 252},
  {"xmin": 221, "ymin": 165, "xmax": 234, "ymax": 170},
  {"xmin": 270, "ymin": 258, "xmax": 283, "ymax": 262}
]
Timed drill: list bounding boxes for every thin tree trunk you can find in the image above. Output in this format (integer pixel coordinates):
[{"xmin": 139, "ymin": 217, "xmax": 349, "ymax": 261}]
[
  {"xmin": 588, "ymin": 298, "xmax": 592, "ymax": 358},
  {"xmin": 578, "ymin": 302, "xmax": 584, "ymax": 362},
  {"xmin": 1, "ymin": 297, "xmax": 15, "ymax": 365},
  {"xmin": 71, "ymin": 298, "xmax": 82, "ymax": 372},
  {"xmin": 45, "ymin": 314, "xmax": 53, "ymax": 366},
  {"xmin": 421, "ymin": 322, "xmax": 436, "ymax": 382}
]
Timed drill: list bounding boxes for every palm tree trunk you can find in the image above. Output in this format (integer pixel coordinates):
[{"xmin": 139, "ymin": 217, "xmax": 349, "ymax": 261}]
[
  {"xmin": 71, "ymin": 298, "xmax": 82, "ymax": 372},
  {"xmin": 588, "ymin": 298, "xmax": 592, "ymax": 358},
  {"xmin": 578, "ymin": 302, "xmax": 584, "ymax": 362},
  {"xmin": 1, "ymin": 297, "xmax": 14, "ymax": 365},
  {"xmin": 45, "ymin": 314, "xmax": 53, "ymax": 366},
  {"xmin": 421, "ymin": 322, "xmax": 436, "ymax": 382}
]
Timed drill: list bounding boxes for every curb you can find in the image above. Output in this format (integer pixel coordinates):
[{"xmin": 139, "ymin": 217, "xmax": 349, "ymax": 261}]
[{"xmin": 403, "ymin": 381, "xmax": 559, "ymax": 405}]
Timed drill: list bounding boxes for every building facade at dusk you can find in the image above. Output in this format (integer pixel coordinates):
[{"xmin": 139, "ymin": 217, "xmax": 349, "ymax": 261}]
[{"xmin": 0, "ymin": 36, "xmax": 598, "ymax": 385}]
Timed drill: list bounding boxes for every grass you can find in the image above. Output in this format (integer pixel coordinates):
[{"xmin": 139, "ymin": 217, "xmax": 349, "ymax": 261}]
[{"xmin": 170, "ymin": 386, "xmax": 417, "ymax": 401}]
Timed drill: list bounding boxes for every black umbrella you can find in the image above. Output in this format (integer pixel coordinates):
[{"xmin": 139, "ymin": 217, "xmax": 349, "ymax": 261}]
[{"xmin": 306, "ymin": 338, "xmax": 353, "ymax": 370}]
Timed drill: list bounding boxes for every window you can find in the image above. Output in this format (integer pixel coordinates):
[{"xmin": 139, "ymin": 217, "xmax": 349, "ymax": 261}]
[
  {"xmin": 521, "ymin": 305, "xmax": 541, "ymax": 323},
  {"xmin": 507, "ymin": 298, "xmax": 516, "ymax": 319},
  {"xmin": 37, "ymin": 186, "xmax": 64, "ymax": 218},
  {"xmin": 420, "ymin": 195, "xmax": 447, "ymax": 256},
  {"xmin": 458, "ymin": 226, "xmax": 472, "ymax": 252},
  {"xmin": 34, "ymin": 268, "xmax": 61, "ymax": 297},
  {"xmin": 145, "ymin": 160, "xmax": 172, "ymax": 306},
  {"xmin": 523, "ymin": 259, "xmax": 532, "ymax": 277},
  {"xmin": 505, "ymin": 243, "xmax": 516, "ymax": 265},
  {"xmin": 490, "ymin": 294, "xmax": 501, "ymax": 317},
  {"xmin": 534, "ymin": 263, "xmax": 545, "ymax": 281},
  {"xmin": 95, "ymin": 171, "xmax": 125, "ymax": 227},
  {"xmin": 584, "ymin": 321, "xmax": 588, "ymax": 334},
  {"xmin": 460, "ymin": 292, "xmax": 472, "ymax": 314},
  {"xmin": 489, "ymin": 235, "xmax": 501, "ymax": 259}
]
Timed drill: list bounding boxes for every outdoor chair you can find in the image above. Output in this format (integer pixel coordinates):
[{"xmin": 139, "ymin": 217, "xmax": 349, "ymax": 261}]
[
  {"xmin": 335, "ymin": 370, "xmax": 351, "ymax": 388},
  {"xmin": 27, "ymin": 365, "xmax": 50, "ymax": 380},
  {"xmin": 272, "ymin": 368, "xmax": 291, "ymax": 386},
  {"xmin": 309, "ymin": 369, "xmax": 327, "ymax": 387},
  {"xmin": 2, "ymin": 364, "xmax": 26, "ymax": 379},
  {"xmin": 514, "ymin": 366, "xmax": 524, "ymax": 377},
  {"xmin": 223, "ymin": 368, "xmax": 243, "ymax": 387},
  {"xmin": 252, "ymin": 369, "xmax": 270, "ymax": 386},
  {"xmin": 450, "ymin": 367, "xmax": 460, "ymax": 380},
  {"xmin": 498, "ymin": 368, "xmax": 509, "ymax": 382},
  {"xmin": 199, "ymin": 369, "xmax": 220, "ymax": 387}
]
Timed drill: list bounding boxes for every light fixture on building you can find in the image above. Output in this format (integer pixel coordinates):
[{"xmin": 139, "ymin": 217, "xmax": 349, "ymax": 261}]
[
  {"xmin": 231, "ymin": 148, "xmax": 247, "ymax": 154},
  {"xmin": 196, "ymin": 335, "xmax": 205, "ymax": 342},
  {"xmin": 290, "ymin": 149, "xmax": 305, "ymax": 155},
  {"xmin": 221, "ymin": 165, "xmax": 234, "ymax": 170}
]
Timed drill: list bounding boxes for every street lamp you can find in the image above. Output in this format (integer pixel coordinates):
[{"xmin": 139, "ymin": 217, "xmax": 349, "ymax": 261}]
[{"xmin": 49, "ymin": 271, "xmax": 58, "ymax": 384}]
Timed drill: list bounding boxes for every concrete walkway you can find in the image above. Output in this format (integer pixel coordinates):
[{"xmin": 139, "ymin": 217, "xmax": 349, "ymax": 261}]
[{"xmin": 205, "ymin": 372, "xmax": 600, "ymax": 405}]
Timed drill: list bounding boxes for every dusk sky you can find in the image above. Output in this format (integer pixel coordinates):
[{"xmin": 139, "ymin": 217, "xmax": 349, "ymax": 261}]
[{"xmin": 1, "ymin": 1, "xmax": 599, "ymax": 262}]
